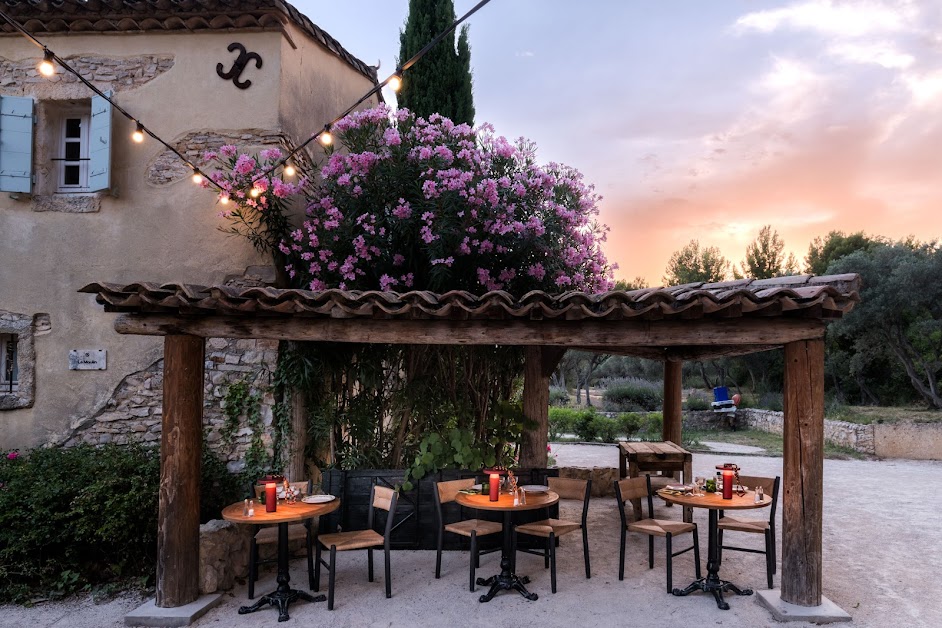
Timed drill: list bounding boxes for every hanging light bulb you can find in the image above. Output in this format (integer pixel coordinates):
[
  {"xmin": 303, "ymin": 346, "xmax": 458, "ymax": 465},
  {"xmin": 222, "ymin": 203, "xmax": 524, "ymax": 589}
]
[
  {"xmin": 38, "ymin": 49, "xmax": 56, "ymax": 77},
  {"xmin": 192, "ymin": 171, "xmax": 203, "ymax": 184},
  {"xmin": 283, "ymin": 162, "xmax": 296, "ymax": 177},
  {"xmin": 319, "ymin": 126, "xmax": 333, "ymax": 146},
  {"xmin": 219, "ymin": 195, "xmax": 230, "ymax": 205},
  {"xmin": 131, "ymin": 122, "xmax": 145, "ymax": 143},
  {"xmin": 249, "ymin": 186, "xmax": 261, "ymax": 198},
  {"xmin": 387, "ymin": 73, "xmax": 402, "ymax": 92}
]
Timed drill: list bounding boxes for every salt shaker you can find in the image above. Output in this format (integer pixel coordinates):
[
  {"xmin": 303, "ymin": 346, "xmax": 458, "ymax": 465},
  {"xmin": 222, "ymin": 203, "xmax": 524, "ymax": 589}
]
[
  {"xmin": 755, "ymin": 485, "xmax": 763, "ymax": 503},
  {"xmin": 247, "ymin": 499, "xmax": 255, "ymax": 517},
  {"xmin": 243, "ymin": 498, "xmax": 249, "ymax": 516}
]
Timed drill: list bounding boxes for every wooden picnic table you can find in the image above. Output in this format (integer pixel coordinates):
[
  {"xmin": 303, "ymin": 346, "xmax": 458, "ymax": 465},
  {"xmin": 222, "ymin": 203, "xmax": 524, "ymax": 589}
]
[{"xmin": 618, "ymin": 441, "xmax": 693, "ymax": 522}]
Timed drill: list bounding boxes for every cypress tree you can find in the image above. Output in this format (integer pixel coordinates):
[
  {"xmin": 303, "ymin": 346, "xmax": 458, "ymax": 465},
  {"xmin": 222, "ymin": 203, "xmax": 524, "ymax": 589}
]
[{"xmin": 397, "ymin": 0, "xmax": 475, "ymax": 125}]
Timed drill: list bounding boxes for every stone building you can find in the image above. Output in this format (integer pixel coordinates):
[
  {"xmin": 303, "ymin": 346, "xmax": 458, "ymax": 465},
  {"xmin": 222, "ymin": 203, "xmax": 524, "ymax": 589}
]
[{"xmin": 0, "ymin": 0, "xmax": 379, "ymax": 455}]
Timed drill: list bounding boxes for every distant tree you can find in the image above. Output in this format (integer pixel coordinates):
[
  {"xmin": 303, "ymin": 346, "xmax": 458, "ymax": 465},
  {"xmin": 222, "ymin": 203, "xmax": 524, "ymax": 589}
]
[
  {"xmin": 613, "ymin": 276, "xmax": 649, "ymax": 291},
  {"xmin": 397, "ymin": 0, "xmax": 474, "ymax": 125},
  {"xmin": 740, "ymin": 225, "xmax": 799, "ymax": 279},
  {"xmin": 805, "ymin": 230, "xmax": 880, "ymax": 276},
  {"xmin": 829, "ymin": 241, "xmax": 942, "ymax": 408},
  {"xmin": 663, "ymin": 240, "xmax": 730, "ymax": 285}
]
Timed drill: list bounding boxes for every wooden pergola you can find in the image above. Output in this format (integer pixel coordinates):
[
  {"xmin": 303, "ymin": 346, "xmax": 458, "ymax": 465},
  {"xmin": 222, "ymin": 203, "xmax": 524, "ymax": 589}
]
[{"xmin": 81, "ymin": 273, "xmax": 860, "ymax": 611}]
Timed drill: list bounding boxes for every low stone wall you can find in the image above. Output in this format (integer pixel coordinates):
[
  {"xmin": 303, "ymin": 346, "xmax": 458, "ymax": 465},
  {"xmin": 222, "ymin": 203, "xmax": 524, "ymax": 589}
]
[
  {"xmin": 199, "ymin": 520, "xmax": 251, "ymax": 594},
  {"xmin": 874, "ymin": 422, "xmax": 942, "ymax": 460},
  {"xmin": 558, "ymin": 466, "xmax": 619, "ymax": 497}
]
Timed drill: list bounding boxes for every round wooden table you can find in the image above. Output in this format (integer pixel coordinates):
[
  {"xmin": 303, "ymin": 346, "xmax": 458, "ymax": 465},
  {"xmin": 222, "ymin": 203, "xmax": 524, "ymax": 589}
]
[
  {"xmin": 657, "ymin": 489, "xmax": 771, "ymax": 610},
  {"xmin": 455, "ymin": 490, "xmax": 559, "ymax": 602},
  {"xmin": 222, "ymin": 498, "xmax": 340, "ymax": 622}
]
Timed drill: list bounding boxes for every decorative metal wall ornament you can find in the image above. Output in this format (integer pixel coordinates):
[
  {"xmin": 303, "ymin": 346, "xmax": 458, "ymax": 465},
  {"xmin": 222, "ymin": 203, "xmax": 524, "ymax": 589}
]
[{"xmin": 216, "ymin": 42, "xmax": 263, "ymax": 89}]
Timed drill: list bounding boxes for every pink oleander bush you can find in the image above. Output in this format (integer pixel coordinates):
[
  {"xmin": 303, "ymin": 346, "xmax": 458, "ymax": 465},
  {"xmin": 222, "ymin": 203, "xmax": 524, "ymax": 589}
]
[{"xmin": 282, "ymin": 105, "xmax": 614, "ymax": 293}]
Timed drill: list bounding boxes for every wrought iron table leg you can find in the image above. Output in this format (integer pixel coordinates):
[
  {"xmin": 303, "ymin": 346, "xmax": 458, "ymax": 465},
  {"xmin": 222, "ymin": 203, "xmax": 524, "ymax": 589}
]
[
  {"xmin": 476, "ymin": 511, "xmax": 539, "ymax": 602},
  {"xmin": 238, "ymin": 520, "xmax": 326, "ymax": 621},
  {"xmin": 671, "ymin": 508, "xmax": 753, "ymax": 611}
]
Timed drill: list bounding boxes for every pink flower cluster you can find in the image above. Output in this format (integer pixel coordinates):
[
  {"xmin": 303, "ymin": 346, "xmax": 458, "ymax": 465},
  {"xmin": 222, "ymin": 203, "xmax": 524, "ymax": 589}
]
[
  {"xmin": 286, "ymin": 105, "xmax": 614, "ymax": 294},
  {"xmin": 203, "ymin": 145, "xmax": 302, "ymax": 218}
]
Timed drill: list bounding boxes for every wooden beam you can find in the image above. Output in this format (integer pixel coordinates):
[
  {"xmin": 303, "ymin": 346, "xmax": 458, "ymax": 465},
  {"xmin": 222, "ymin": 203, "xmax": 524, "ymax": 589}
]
[
  {"xmin": 571, "ymin": 345, "xmax": 781, "ymax": 361},
  {"xmin": 156, "ymin": 335, "xmax": 204, "ymax": 608},
  {"xmin": 519, "ymin": 346, "xmax": 566, "ymax": 468},
  {"xmin": 114, "ymin": 315, "xmax": 824, "ymax": 348},
  {"xmin": 781, "ymin": 339, "xmax": 825, "ymax": 607},
  {"xmin": 662, "ymin": 359, "xmax": 683, "ymax": 445}
]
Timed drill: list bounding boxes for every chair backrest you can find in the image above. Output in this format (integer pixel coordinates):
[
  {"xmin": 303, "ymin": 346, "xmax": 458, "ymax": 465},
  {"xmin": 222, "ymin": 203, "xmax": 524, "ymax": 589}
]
[
  {"xmin": 614, "ymin": 475, "xmax": 654, "ymax": 524},
  {"xmin": 548, "ymin": 477, "xmax": 591, "ymax": 526},
  {"xmin": 436, "ymin": 478, "xmax": 475, "ymax": 506},
  {"xmin": 737, "ymin": 475, "xmax": 780, "ymax": 522},
  {"xmin": 368, "ymin": 484, "xmax": 399, "ymax": 543}
]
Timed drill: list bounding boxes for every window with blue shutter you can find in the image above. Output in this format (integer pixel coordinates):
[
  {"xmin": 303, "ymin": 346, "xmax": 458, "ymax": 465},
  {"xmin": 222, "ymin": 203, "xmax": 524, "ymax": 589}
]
[
  {"xmin": 0, "ymin": 95, "xmax": 34, "ymax": 194},
  {"xmin": 87, "ymin": 91, "xmax": 112, "ymax": 192}
]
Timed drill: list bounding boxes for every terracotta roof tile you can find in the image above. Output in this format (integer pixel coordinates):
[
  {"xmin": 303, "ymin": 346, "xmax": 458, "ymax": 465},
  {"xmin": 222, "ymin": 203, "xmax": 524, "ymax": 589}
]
[
  {"xmin": 0, "ymin": 0, "xmax": 377, "ymax": 81},
  {"xmin": 79, "ymin": 274, "xmax": 861, "ymax": 322}
]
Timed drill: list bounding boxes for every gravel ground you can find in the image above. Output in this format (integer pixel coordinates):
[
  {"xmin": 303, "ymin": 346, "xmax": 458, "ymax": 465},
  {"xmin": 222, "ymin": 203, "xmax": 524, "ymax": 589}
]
[{"xmin": 2, "ymin": 447, "xmax": 940, "ymax": 628}]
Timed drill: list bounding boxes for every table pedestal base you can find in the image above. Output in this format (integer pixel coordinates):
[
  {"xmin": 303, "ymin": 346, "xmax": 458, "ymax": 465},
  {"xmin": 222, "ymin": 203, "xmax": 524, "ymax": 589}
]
[
  {"xmin": 476, "ymin": 556, "xmax": 537, "ymax": 602},
  {"xmin": 672, "ymin": 576, "xmax": 752, "ymax": 610},
  {"xmin": 238, "ymin": 588, "xmax": 325, "ymax": 622}
]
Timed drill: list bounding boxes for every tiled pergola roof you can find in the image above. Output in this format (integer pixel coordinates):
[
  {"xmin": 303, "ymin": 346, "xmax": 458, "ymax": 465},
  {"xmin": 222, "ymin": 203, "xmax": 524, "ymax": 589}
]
[
  {"xmin": 80, "ymin": 273, "xmax": 860, "ymax": 322},
  {"xmin": 0, "ymin": 0, "xmax": 377, "ymax": 81}
]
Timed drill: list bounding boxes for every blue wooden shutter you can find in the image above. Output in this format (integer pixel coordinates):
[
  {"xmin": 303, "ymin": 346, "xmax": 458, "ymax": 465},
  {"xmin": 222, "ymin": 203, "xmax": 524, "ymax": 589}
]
[
  {"xmin": 88, "ymin": 91, "xmax": 112, "ymax": 192},
  {"xmin": 0, "ymin": 95, "xmax": 34, "ymax": 193}
]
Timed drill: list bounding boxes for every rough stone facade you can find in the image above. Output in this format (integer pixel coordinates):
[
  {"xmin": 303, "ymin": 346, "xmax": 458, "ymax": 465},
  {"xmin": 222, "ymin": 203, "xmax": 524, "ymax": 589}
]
[
  {"xmin": 146, "ymin": 130, "xmax": 311, "ymax": 186},
  {"xmin": 199, "ymin": 519, "xmax": 251, "ymax": 594},
  {"xmin": 0, "ymin": 54, "xmax": 173, "ymax": 96},
  {"xmin": 64, "ymin": 337, "xmax": 279, "ymax": 467}
]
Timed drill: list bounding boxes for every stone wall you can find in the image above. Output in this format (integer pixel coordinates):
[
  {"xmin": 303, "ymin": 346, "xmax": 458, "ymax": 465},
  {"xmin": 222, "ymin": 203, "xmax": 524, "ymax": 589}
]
[
  {"xmin": 64, "ymin": 337, "xmax": 279, "ymax": 468},
  {"xmin": 737, "ymin": 408, "xmax": 876, "ymax": 455},
  {"xmin": 0, "ymin": 54, "xmax": 173, "ymax": 96}
]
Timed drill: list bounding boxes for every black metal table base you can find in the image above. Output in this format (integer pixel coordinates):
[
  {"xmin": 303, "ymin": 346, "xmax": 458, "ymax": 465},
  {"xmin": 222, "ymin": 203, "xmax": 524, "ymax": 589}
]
[
  {"xmin": 239, "ymin": 588, "xmax": 326, "ymax": 622},
  {"xmin": 671, "ymin": 506, "xmax": 753, "ymax": 610},
  {"xmin": 476, "ymin": 555, "xmax": 537, "ymax": 602},
  {"xmin": 237, "ymin": 520, "xmax": 324, "ymax": 621},
  {"xmin": 672, "ymin": 576, "xmax": 752, "ymax": 611}
]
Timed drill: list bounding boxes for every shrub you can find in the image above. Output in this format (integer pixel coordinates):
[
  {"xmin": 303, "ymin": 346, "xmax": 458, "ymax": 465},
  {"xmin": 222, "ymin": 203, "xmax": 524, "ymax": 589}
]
[
  {"xmin": 602, "ymin": 378, "xmax": 663, "ymax": 412},
  {"xmin": 590, "ymin": 415, "xmax": 621, "ymax": 443},
  {"xmin": 684, "ymin": 389, "xmax": 711, "ymax": 411},
  {"xmin": 618, "ymin": 412, "xmax": 644, "ymax": 439},
  {"xmin": 548, "ymin": 386, "xmax": 570, "ymax": 407},
  {"xmin": 639, "ymin": 412, "xmax": 664, "ymax": 439},
  {"xmin": 548, "ymin": 407, "xmax": 582, "ymax": 440},
  {"xmin": 573, "ymin": 409, "xmax": 600, "ymax": 442},
  {"xmin": 0, "ymin": 444, "xmax": 244, "ymax": 603},
  {"xmin": 757, "ymin": 392, "xmax": 783, "ymax": 412}
]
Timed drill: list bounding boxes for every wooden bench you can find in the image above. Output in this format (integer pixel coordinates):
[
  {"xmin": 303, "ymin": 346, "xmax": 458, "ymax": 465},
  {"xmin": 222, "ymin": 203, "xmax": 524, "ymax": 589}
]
[{"xmin": 618, "ymin": 441, "xmax": 692, "ymax": 523}]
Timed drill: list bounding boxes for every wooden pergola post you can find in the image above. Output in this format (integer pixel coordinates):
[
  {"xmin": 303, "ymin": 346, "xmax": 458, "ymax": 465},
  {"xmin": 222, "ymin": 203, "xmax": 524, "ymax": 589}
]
[
  {"xmin": 520, "ymin": 346, "xmax": 565, "ymax": 468},
  {"xmin": 662, "ymin": 359, "xmax": 683, "ymax": 445},
  {"xmin": 156, "ymin": 334, "xmax": 204, "ymax": 607},
  {"xmin": 781, "ymin": 339, "xmax": 825, "ymax": 606}
]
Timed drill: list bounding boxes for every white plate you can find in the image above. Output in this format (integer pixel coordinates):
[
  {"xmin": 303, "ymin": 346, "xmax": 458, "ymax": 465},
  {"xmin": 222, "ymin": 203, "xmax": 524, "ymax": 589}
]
[
  {"xmin": 302, "ymin": 495, "xmax": 336, "ymax": 504},
  {"xmin": 471, "ymin": 484, "xmax": 484, "ymax": 491},
  {"xmin": 521, "ymin": 485, "xmax": 549, "ymax": 493},
  {"xmin": 665, "ymin": 485, "xmax": 693, "ymax": 492}
]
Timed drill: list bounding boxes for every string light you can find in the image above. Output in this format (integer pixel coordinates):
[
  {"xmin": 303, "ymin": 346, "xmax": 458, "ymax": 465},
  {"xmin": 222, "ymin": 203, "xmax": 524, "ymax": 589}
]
[
  {"xmin": 37, "ymin": 48, "xmax": 55, "ymax": 76},
  {"xmin": 0, "ymin": 0, "xmax": 493, "ymax": 200},
  {"xmin": 319, "ymin": 126, "xmax": 333, "ymax": 146}
]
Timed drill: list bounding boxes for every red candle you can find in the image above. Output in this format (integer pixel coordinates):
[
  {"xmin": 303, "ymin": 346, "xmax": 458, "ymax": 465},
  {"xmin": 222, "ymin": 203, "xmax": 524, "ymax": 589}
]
[
  {"xmin": 722, "ymin": 469, "xmax": 734, "ymax": 500},
  {"xmin": 265, "ymin": 482, "xmax": 277, "ymax": 512},
  {"xmin": 489, "ymin": 473, "xmax": 500, "ymax": 502}
]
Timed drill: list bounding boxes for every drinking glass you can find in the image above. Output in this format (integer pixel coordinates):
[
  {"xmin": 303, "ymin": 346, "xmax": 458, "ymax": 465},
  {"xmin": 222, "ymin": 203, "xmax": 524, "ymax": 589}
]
[{"xmin": 694, "ymin": 476, "xmax": 706, "ymax": 497}]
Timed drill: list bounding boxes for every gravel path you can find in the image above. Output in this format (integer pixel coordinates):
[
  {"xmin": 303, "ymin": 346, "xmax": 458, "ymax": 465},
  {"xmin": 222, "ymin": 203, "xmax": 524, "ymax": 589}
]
[{"xmin": 2, "ymin": 447, "xmax": 939, "ymax": 627}]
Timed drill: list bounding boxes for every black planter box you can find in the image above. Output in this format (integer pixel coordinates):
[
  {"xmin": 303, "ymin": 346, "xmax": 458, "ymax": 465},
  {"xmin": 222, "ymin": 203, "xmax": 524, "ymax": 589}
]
[{"xmin": 319, "ymin": 468, "xmax": 560, "ymax": 551}]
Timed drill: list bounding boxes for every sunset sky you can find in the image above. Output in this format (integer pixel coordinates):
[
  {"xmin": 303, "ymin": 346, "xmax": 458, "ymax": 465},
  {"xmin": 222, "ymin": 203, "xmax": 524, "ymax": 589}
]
[{"xmin": 297, "ymin": 0, "xmax": 942, "ymax": 285}]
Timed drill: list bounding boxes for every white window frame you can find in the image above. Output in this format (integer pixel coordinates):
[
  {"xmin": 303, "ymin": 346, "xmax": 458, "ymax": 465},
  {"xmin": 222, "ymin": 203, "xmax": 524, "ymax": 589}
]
[
  {"xmin": 55, "ymin": 109, "xmax": 90, "ymax": 193},
  {"xmin": 0, "ymin": 333, "xmax": 17, "ymax": 394}
]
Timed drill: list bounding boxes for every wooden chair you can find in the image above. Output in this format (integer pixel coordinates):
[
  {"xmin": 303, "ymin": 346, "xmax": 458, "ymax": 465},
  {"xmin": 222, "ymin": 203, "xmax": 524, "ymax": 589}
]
[
  {"xmin": 433, "ymin": 478, "xmax": 503, "ymax": 591},
  {"xmin": 512, "ymin": 477, "xmax": 591, "ymax": 593},
  {"xmin": 614, "ymin": 475, "xmax": 701, "ymax": 593},
  {"xmin": 718, "ymin": 475, "xmax": 780, "ymax": 589},
  {"xmin": 248, "ymin": 480, "xmax": 314, "ymax": 599},
  {"xmin": 314, "ymin": 484, "xmax": 398, "ymax": 610}
]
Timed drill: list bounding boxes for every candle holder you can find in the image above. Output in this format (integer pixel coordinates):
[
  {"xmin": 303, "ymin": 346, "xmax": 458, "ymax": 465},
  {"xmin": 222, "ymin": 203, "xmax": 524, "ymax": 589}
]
[
  {"xmin": 484, "ymin": 467, "xmax": 506, "ymax": 502},
  {"xmin": 265, "ymin": 482, "xmax": 277, "ymax": 512}
]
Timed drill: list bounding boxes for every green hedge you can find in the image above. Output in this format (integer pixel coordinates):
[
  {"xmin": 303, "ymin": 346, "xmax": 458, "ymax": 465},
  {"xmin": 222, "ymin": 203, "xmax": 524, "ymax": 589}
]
[
  {"xmin": 0, "ymin": 443, "xmax": 244, "ymax": 603},
  {"xmin": 548, "ymin": 408, "xmax": 661, "ymax": 443}
]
